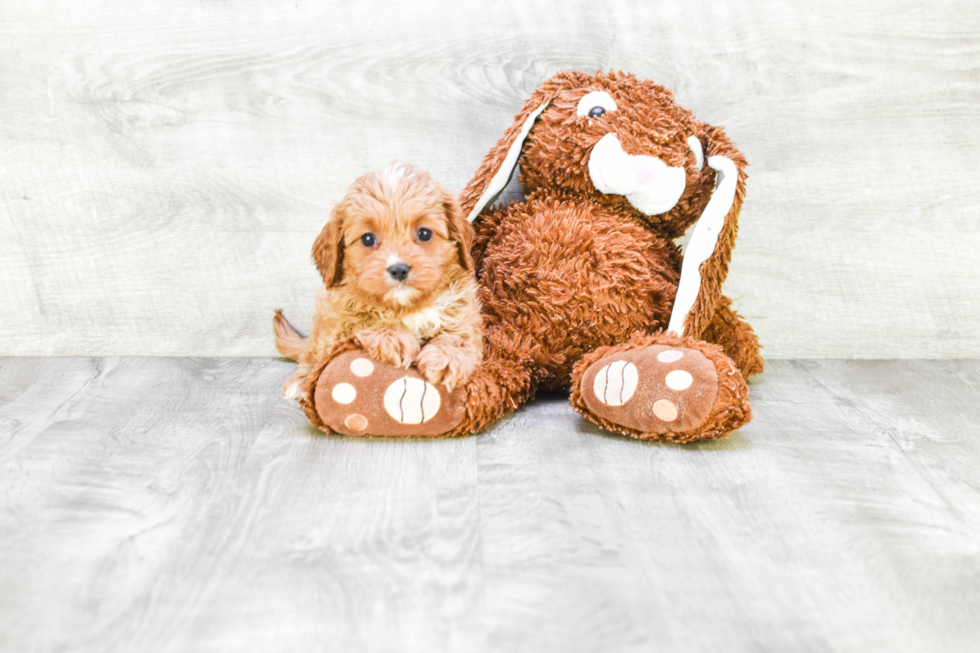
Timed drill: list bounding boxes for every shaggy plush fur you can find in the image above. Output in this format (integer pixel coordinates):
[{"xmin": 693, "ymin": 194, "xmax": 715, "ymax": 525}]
[
  {"xmin": 275, "ymin": 163, "xmax": 483, "ymax": 398},
  {"xmin": 447, "ymin": 70, "xmax": 762, "ymax": 440}
]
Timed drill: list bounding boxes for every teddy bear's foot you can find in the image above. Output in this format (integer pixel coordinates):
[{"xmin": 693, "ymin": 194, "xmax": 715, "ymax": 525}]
[
  {"xmin": 570, "ymin": 334, "xmax": 752, "ymax": 442},
  {"xmin": 300, "ymin": 348, "xmax": 467, "ymax": 437}
]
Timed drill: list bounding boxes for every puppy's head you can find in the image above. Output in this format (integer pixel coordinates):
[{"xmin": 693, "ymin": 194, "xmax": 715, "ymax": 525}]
[{"xmin": 313, "ymin": 162, "xmax": 473, "ymax": 309}]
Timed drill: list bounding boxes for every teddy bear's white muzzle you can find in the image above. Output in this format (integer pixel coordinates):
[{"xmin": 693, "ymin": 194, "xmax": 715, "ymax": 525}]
[{"xmin": 588, "ymin": 133, "xmax": 687, "ymax": 216}]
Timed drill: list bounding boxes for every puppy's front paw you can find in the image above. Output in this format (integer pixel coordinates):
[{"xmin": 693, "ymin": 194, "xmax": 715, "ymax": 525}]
[
  {"xmin": 416, "ymin": 339, "xmax": 480, "ymax": 391},
  {"xmin": 355, "ymin": 327, "xmax": 421, "ymax": 368}
]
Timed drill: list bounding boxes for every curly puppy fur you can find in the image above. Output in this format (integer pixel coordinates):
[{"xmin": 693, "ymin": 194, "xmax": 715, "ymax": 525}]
[
  {"xmin": 446, "ymin": 70, "xmax": 762, "ymax": 440},
  {"xmin": 274, "ymin": 163, "xmax": 483, "ymax": 396}
]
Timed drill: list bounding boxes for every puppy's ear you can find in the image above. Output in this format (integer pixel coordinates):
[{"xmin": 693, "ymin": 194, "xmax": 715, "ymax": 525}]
[
  {"xmin": 666, "ymin": 124, "xmax": 748, "ymax": 339},
  {"xmin": 459, "ymin": 71, "xmax": 590, "ymax": 224},
  {"xmin": 312, "ymin": 205, "xmax": 346, "ymax": 288},
  {"xmin": 443, "ymin": 194, "xmax": 474, "ymax": 272}
]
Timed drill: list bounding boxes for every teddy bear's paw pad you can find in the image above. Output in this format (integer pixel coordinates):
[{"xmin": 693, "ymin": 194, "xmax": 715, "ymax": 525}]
[
  {"xmin": 383, "ymin": 377, "xmax": 441, "ymax": 424},
  {"xmin": 581, "ymin": 345, "xmax": 719, "ymax": 436},
  {"xmin": 591, "ymin": 360, "xmax": 639, "ymax": 406},
  {"xmin": 314, "ymin": 350, "xmax": 465, "ymax": 437}
]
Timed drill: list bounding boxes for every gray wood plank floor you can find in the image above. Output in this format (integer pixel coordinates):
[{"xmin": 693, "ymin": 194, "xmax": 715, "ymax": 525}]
[{"xmin": 1, "ymin": 358, "xmax": 978, "ymax": 652}]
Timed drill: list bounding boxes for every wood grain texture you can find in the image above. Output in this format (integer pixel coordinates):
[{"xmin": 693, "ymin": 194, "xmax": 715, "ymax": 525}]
[
  {"xmin": 1, "ymin": 357, "xmax": 979, "ymax": 652},
  {"xmin": 1, "ymin": 0, "xmax": 979, "ymax": 357}
]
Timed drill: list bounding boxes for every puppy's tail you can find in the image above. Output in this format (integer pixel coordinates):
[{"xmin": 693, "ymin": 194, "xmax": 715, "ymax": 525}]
[{"xmin": 273, "ymin": 309, "xmax": 307, "ymax": 361}]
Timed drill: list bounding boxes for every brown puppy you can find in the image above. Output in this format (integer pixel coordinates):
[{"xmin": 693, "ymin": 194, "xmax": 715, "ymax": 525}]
[{"xmin": 274, "ymin": 163, "xmax": 483, "ymax": 398}]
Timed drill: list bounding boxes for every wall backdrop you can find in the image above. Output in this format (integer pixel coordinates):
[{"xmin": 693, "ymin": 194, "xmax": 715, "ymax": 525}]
[{"xmin": 2, "ymin": 0, "xmax": 978, "ymax": 358}]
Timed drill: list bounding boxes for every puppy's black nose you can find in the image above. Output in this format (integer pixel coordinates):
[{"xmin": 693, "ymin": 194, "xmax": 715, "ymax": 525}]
[{"xmin": 387, "ymin": 263, "xmax": 410, "ymax": 281}]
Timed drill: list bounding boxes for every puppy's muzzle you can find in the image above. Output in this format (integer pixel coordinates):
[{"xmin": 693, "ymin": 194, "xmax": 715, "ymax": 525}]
[{"xmin": 387, "ymin": 263, "xmax": 410, "ymax": 282}]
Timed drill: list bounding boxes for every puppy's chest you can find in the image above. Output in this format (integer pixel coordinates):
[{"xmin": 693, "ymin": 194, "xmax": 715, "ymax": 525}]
[{"xmin": 399, "ymin": 306, "xmax": 444, "ymax": 341}]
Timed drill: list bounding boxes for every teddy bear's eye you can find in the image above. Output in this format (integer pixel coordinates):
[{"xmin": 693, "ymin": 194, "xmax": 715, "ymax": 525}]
[
  {"xmin": 577, "ymin": 91, "xmax": 618, "ymax": 119},
  {"xmin": 361, "ymin": 233, "xmax": 376, "ymax": 247},
  {"xmin": 417, "ymin": 228, "xmax": 432, "ymax": 242}
]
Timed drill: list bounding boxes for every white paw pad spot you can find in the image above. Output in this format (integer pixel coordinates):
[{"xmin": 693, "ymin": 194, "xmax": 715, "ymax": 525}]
[
  {"xmin": 592, "ymin": 360, "xmax": 639, "ymax": 406},
  {"xmin": 331, "ymin": 383, "xmax": 357, "ymax": 405},
  {"xmin": 384, "ymin": 377, "xmax": 441, "ymax": 424},
  {"xmin": 657, "ymin": 349, "xmax": 684, "ymax": 363},
  {"xmin": 350, "ymin": 358, "xmax": 375, "ymax": 377},
  {"xmin": 653, "ymin": 399, "xmax": 678, "ymax": 422},
  {"xmin": 344, "ymin": 413, "xmax": 368, "ymax": 432},
  {"xmin": 665, "ymin": 370, "xmax": 693, "ymax": 390}
]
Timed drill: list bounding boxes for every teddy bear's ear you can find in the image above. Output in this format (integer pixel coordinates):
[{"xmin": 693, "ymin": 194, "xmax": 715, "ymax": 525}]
[
  {"xmin": 666, "ymin": 125, "xmax": 748, "ymax": 338},
  {"xmin": 460, "ymin": 72, "xmax": 591, "ymax": 223},
  {"xmin": 459, "ymin": 92, "xmax": 554, "ymax": 223}
]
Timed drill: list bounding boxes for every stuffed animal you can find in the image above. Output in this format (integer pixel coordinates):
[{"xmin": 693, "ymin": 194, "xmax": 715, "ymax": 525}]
[{"xmin": 299, "ymin": 70, "xmax": 763, "ymax": 442}]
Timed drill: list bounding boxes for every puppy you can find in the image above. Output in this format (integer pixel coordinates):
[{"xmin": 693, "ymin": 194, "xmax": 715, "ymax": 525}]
[{"xmin": 274, "ymin": 162, "xmax": 483, "ymax": 399}]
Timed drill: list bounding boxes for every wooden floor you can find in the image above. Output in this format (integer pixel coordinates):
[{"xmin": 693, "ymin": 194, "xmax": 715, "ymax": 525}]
[{"xmin": 1, "ymin": 358, "xmax": 978, "ymax": 652}]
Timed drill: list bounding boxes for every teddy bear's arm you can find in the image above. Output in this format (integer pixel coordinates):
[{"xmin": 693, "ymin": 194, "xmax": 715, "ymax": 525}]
[{"xmin": 469, "ymin": 204, "xmax": 512, "ymax": 273}]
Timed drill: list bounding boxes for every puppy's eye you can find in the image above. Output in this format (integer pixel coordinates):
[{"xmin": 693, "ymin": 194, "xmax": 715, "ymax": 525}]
[
  {"xmin": 360, "ymin": 233, "xmax": 376, "ymax": 247},
  {"xmin": 417, "ymin": 227, "xmax": 432, "ymax": 242},
  {"xmin": 576, "ymin": 90, "xmax": 618, "ymax": 118}
]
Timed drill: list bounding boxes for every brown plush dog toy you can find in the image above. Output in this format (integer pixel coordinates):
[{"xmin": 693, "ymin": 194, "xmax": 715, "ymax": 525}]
[{"xmin": 300, "ymin": 70, "xmax": 763, "ymax": 442}]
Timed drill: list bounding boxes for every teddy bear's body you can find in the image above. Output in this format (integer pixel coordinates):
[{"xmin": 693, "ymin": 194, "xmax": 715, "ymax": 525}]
[{"xmin": 474, "ymin": 189, "xmax": 682, "ymax": 389}]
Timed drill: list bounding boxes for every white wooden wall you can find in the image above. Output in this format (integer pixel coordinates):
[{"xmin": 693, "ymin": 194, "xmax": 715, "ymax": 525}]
[{"xmin": 1, "ymin": 0, "xmax": 978, "ymax": 358}]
